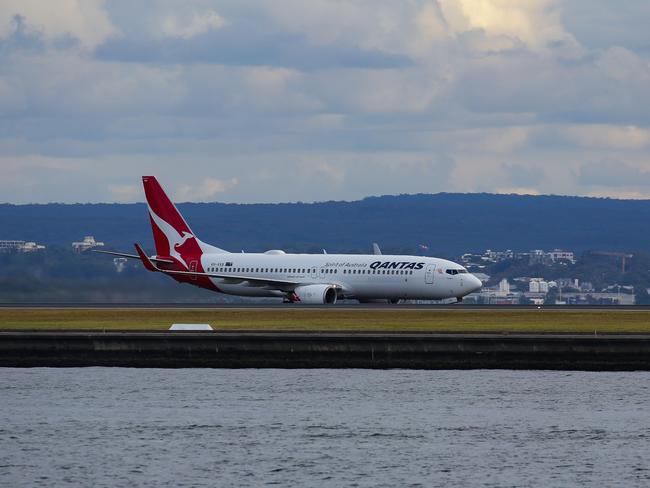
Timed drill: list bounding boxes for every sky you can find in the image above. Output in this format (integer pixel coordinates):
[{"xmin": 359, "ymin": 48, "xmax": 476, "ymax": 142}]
[{"xmin": 1, "ymin": 0, "xmax": 650, "ymax": 203}]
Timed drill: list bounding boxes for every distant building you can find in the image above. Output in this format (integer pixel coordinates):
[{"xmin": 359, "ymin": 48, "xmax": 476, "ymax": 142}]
[
  {"xmin": 485, "ymin": 249, "xmax": 514, "ymax": 262},
  {"xmin": 72, "ymin": 236, "xmax": 105, "ymax": 253},
  {"xmin": 579, "ymin": 282, "xmax": 594, "ymax": 292},
  {"xmin": 498, "ymin": 278, "xmax": 510, "ymax": 294},
  {"xmin": 529, "ymin": 278, "xmax": 549, "ymax": 294},
  {"xmin": 467, "ymin": 248, "xmax": 575, "ymax": 267},
  {"xmin": 113, "ymin": 257, "xmax": 128, "ymax": 273},
  {"xmin": 557, "ymin": 278, "xmax": 578, "ymax": 290},
  {"xmin": 0, "ymin": 240, "xmax": 46, "ymax": 252},
  {"xmin": 547, "ymin": 249, "xmax": 575, "ymax": 264}
]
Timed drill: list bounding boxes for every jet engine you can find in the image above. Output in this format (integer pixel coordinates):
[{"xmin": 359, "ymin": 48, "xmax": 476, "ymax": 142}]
[{"xmin": 292, "ymin": 284, "xmax": 338, "ymax": 304}]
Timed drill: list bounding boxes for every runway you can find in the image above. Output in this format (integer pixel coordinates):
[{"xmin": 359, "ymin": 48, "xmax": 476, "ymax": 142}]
[{"xmin": 2, "ymin": 302, "xmax": 650, "ymax": 311}]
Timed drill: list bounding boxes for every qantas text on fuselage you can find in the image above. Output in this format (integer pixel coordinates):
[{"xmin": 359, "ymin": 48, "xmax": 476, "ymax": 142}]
[{"xmin": 96, "ymin": 176, "xmax": 482, "ymax": 304}]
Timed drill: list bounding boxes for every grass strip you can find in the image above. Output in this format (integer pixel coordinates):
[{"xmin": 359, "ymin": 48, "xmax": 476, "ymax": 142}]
[{"xmin": 2, "ymin": 308, "xmax": 650, "ymax": 333}]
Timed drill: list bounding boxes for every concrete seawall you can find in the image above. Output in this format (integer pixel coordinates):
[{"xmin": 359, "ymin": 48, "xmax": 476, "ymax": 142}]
[{"xmin": 3, "ymin": 331, "xmax": 650, "ymax": 370}]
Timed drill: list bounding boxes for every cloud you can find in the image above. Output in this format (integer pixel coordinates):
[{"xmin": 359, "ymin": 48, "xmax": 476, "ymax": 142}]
[
  {"xmin": 503, "ymin": 163, "xmax": 544, "ymax": 187},
  {"xmin": 174, "ymin": 177, "xmax": 239, "ymax": 202},
  {"xmin": 0, "ymin": 0, "xmax": 115, "ymax": 49},
  {"xmin": 439, "ymin": 0, "xmax": 579, "ymax": 53},
  {"xmin": 560, "ymin": 0, "xmax": 650, "ymax": 53},
  {"xmin": 578, "ymin": 160, "xmax": 650, "ymax": 187},
  {"xmin": 94, "ymin": 29, "xmax": 412, "ymax": 71},
  {"xmin": 160, "ymin": 9, "xmax": 225, "ymax": 39},
  {"xmin": 2, "ymin": 1, "xmax": 650, "ymax": 203},
  {"xmin": 108, "ymin": 184, "xmax": 140, "ymax": 203},
  {"xmin": 563, "ymin": 124, "xmax": 650, "ymax": 150},
  {"xmin": 0, "ymin": 15, "xmax": 46, "ymax": 55}
]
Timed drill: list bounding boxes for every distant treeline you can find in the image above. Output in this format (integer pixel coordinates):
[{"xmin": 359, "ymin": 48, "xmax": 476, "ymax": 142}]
[
  {"xmin": 0, "ymin": 248, "xmax": 246, "ymax": 303},
  {"xmin": 2, "ymin": 193, "xmax": 650, "ymax": 255}
]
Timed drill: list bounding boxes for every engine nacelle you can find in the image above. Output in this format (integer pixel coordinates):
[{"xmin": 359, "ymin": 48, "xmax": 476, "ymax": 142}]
[{"xmin": 293, "ymin": 284, "xmax": 338, "ymax": 304}]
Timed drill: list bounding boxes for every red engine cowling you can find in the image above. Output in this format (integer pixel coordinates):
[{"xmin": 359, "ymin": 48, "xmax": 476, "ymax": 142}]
[{"xmin": 293, "ymin": 284, "xmax": 338, "ymax": 304}]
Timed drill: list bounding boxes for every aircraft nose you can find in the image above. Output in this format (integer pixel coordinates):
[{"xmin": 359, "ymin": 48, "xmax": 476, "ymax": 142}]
[{"xmin": 467, "ymin": 274, "xmax": 482, "ymax": 293}]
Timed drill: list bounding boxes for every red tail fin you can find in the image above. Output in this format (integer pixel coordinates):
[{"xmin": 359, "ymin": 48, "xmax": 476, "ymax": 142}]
[{"xmin": 142, "ymin": 176, "xmax": 203, "ymax": 269}]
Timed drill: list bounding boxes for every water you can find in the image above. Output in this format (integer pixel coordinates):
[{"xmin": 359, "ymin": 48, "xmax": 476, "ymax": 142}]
[{"xmin": 1, "ymin": 369, "xmax": 650, "ymax": 487}]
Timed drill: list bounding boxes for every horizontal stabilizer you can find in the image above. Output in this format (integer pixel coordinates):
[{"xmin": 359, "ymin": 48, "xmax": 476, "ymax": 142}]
[
  {"xmin": 92, "ymin": 249, "xmax": 175, "ymax": 264},
  {"xmin": 134, "ymin": 243, "xmax": 157, "ymax": 272}
]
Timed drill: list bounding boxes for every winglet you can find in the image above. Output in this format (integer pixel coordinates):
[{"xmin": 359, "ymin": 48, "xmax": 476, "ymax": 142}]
[{"xmin": 134, "ymin": 243, "xmax": 157, "ymax": 272}]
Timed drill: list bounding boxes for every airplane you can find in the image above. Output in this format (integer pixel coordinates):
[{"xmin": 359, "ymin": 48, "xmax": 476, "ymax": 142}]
[{"xmin": 96, "ymin": 176, "xmax": 482, "ymax": 304}]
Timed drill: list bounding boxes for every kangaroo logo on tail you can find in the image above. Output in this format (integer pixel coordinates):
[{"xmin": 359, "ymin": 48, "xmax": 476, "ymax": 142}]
[
  {"xmin": 147, "ymin": 207, "xmax": 196, "ymax": 269},
  {"xmin": 142, "ymin": 176, "xmax": 203, "ymax": 269}
]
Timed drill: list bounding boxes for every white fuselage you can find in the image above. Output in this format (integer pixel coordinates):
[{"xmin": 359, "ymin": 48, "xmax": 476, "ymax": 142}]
[{"xmin": 201, "ymin": 251, "xmax": 482, "ymax": 301}]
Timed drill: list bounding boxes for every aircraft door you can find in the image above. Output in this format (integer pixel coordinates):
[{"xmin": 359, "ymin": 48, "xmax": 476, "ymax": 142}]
[
  {"xmin": 425, "ymin": 264, "xmax": 435, "ymax": 284},
  {"xmin": 189, "ymin": 260, "xmax": 198, "ymax": 280}
]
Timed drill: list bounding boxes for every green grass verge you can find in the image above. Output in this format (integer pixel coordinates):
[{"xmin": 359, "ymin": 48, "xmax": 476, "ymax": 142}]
[{"xmin": 2, "ymin": 308, "xmax": 650, "ymax": 333}]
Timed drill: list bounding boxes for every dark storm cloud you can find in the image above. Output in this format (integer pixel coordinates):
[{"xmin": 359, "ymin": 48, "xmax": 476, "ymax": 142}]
[{"xmin": 94, "ymin": 27, "xmax": 412, "ymax": 71}]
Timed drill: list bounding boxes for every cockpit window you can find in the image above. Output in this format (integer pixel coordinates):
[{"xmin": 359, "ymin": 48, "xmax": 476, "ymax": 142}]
[{"xmin": 446, "ymin": 269, "xmax": 467, "ymax": 275}]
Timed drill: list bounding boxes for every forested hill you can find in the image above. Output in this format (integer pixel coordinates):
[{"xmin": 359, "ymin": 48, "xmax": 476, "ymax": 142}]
[{"xmin": 2, "ymin": 193, "xmax": 650, "ymax": 255}]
